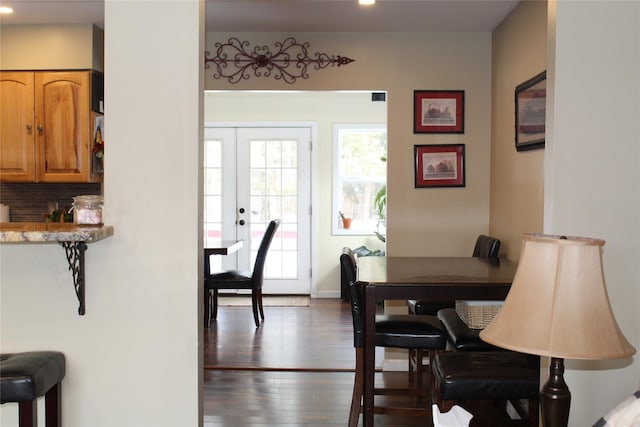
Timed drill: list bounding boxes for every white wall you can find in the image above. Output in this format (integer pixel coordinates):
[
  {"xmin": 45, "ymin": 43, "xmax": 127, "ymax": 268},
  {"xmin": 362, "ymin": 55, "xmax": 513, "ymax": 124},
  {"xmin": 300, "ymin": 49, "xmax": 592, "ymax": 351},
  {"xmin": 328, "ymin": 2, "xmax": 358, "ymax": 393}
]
[
  {"xmin": 0, "ymin": 1, "xmax": 204, "ymax": 425},
  {"xmin": 545, "ymin": 1, "xmax": 640, "ymax": 424}
]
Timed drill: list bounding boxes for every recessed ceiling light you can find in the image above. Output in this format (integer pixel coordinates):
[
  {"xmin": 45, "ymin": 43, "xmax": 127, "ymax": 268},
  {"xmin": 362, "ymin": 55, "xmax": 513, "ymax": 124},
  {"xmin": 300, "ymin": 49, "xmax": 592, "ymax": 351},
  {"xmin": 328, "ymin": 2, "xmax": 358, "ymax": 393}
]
[
  {"xmin": 0, "ymin": 6, "xmax": 14, "ymax": 14},
  {"xmin": 359, "ymin": 0, "xmax": 375, "ymax": 5}
]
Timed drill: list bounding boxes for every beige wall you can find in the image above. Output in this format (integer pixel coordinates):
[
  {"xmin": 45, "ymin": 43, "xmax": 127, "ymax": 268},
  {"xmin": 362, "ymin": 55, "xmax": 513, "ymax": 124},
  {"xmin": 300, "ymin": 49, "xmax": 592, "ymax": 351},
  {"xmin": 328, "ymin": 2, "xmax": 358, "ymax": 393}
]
[
  {"xmin": 203, "ymin": 91, "xmax": 386, "ymax": 296},
  {"xmin": 490, "ymin": 1, "xmax": 546, "ymax": 261},
  {"xmin": 207, "ymin": 32, "xmax": 494, "ymax": 259},
  {"xmin": 0, "ymin": 24, "xmax": 104, "ymax": 71}
]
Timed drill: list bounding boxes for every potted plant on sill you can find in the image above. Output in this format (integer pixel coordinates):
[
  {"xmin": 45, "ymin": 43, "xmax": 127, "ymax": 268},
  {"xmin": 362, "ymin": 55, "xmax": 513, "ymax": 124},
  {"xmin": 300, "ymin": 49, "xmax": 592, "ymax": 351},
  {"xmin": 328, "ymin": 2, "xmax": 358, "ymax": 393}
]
[
  {"xmin": 374, "ymin": 184, "xmax": 386, "ymax": 242},
  {"xmin": 338, "ymin": 211, "xmax": 352, "ymax": 229}
]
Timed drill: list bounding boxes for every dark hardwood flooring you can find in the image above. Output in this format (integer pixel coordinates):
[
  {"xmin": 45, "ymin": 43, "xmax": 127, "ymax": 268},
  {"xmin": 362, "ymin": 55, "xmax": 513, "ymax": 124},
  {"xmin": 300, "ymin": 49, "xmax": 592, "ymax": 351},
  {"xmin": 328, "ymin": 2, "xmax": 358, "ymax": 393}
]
[{"xmin": 203, "ymin": 298, "xmax": 523, "ymax": 426}]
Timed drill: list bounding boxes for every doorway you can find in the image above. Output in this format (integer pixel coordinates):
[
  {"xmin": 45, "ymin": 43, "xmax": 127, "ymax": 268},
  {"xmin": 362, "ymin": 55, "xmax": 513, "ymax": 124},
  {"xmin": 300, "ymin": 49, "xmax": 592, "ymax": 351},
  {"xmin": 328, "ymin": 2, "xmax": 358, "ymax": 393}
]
[
  {"xmin": 203, "ymin": 90, "xmax": 388, "ymax": 297},
  {"xmin": 204, "ymin": 126, "xmax": 312, "ymax": 294}
]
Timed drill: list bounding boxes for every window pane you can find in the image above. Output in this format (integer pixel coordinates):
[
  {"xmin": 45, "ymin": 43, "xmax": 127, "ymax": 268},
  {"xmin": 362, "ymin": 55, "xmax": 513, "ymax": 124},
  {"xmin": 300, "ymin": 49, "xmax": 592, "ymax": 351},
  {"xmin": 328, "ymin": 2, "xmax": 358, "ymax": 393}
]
[
  {"xmin": 266, "ymin": 140, "xmax": 283, "ymax": 167},
  {"xmin": 204, "ymin": 139, "xmax": 222, "ymax": 242},
  {"xmin": 334, "ymin": 125, "xmax": 387, "ymax": 235},
  {"xmin": 282, "ymin": 196, "xmax": 297, "ymax": 222},
  {"xmin": 204, "ymin": 139, "xmax": 221, "ymax": 168},
  {"xmin": 282, "ymin": 140, "xmax": 297, "ymax": 167},
  {"xmin": 204, "ymin": 169, "xmax": 221, "ymax": 195},
  {"xmin": 205, "ymin": 195, "xmax": 222, "ymax": 223},
  {"xmin": 282, "ymin": 169, "xmax": 297, "ymax": 195}
]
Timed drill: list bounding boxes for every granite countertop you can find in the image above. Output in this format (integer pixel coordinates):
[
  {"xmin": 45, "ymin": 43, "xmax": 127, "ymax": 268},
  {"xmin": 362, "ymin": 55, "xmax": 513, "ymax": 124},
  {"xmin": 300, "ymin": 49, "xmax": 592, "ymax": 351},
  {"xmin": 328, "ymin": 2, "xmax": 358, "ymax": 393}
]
[{"xmin": 0, "ymin": 222, "xmax": 114, "ymax": 243}]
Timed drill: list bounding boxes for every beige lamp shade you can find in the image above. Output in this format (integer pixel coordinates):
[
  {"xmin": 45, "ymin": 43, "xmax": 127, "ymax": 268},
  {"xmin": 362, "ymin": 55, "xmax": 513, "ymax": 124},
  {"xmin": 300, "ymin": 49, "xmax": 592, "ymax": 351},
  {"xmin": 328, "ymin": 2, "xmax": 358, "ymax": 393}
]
[{"xmin": 480, "ymin": 234, "xmax": 635, "ymax": 360}]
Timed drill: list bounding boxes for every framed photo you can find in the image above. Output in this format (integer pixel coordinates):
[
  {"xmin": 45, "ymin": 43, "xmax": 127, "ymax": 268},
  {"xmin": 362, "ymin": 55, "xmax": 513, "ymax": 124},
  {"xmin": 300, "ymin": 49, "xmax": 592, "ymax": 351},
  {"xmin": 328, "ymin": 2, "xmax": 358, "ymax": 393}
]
[
  {"xmin": 414, "ymin": 144, "xmax": 465, "ymax": 188},
  {"xmin": 515, "ymin": 71, "xmax": 546, "ymax": 151},
  {"xmin": 414, "ymin": 90, "xmax": 465, "ymax": 133}
]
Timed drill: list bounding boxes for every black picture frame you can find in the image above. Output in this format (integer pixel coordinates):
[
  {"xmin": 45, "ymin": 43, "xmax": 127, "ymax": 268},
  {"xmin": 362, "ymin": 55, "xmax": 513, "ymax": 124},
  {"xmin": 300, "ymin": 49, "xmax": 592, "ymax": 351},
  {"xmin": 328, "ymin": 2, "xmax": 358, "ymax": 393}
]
[
  {"xmin": 414, "ymin": 90, "xmax": 465, "ymax": 134},
  {"xmin": 414, "ymin": 144, "xmax": 465, "ymax": 188},
  {"xmin": 515, "ymin": 71, "xmax": 546, "ymax": 151}
]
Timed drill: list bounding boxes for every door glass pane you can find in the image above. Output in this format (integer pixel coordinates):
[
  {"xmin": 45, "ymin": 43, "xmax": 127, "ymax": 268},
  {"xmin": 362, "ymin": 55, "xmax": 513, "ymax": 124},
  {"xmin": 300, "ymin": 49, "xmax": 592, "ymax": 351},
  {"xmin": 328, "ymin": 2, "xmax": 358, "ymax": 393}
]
[
  {"xmin": 249, "ymin": 139, "xmax": 298, "ymax": 280},
  {"xmin": 204, "ymin": 138, "xmax": 222, "ymax": 272}
]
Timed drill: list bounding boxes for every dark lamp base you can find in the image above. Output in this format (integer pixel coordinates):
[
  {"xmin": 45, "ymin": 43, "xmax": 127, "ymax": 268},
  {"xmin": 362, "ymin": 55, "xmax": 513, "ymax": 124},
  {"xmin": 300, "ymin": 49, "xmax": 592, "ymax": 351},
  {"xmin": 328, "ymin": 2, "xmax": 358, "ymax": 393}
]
[{"xmin": 541, "ymin": 357, "xmax": 571, "ymax": 427}]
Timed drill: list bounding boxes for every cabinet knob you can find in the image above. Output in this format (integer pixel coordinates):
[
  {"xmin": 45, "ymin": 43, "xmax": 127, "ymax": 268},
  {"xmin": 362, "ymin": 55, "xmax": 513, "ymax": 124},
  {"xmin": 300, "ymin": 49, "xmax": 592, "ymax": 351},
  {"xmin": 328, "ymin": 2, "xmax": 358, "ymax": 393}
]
[
  {"xmin": 26, "ymin": 124, "xmax": 33, "ymax": 133},
  {"xmin": 37, "ymin": 124, "xmax": 44, "ymax": 134}
]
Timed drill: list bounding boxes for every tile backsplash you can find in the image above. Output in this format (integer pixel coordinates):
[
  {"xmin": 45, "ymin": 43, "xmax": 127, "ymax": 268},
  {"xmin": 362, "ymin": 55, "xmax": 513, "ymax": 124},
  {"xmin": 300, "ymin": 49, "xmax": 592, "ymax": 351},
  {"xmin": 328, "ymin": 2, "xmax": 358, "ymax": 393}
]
[{"xmin": 0, "ymin": 182, "xmax": 102, "ymax": 222}]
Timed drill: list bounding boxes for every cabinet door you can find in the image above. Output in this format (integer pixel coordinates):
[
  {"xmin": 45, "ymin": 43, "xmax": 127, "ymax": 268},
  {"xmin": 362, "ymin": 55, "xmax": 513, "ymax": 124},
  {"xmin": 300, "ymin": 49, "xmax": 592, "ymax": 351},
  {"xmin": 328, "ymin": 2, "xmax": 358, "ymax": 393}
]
[
  {"xmin": 0, "ymin": 72, "xmax": 36, "ymax": 181},
  {"xmin": 35, "ymin": 71, "xmax": 94, "ymax": 182}
]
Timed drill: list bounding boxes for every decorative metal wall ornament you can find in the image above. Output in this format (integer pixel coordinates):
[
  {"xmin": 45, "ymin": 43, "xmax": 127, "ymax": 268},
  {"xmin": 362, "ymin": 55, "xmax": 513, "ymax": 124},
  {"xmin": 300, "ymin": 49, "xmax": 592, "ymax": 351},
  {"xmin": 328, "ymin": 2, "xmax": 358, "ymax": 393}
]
[{"xmin": 205, "ymin": 37, "xmax": 355, "ymax": 84}]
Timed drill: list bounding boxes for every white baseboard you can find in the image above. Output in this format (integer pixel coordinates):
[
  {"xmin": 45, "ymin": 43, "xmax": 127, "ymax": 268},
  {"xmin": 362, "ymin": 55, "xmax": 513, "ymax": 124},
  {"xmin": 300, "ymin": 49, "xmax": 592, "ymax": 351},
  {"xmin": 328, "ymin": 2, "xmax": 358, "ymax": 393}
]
[
  {"xmin": 314, "ymin": 290, "xmax": 341, "ymax": 299},
  {"xmin": 383, "ymin": 358, "xmax": 409, "ymax": 372}
]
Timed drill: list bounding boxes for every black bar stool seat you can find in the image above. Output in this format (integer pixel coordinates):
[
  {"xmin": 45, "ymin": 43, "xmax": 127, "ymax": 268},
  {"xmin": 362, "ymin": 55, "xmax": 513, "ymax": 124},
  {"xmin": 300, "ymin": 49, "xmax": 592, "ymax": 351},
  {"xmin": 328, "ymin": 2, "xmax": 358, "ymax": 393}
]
[
  {"xmin": 437, "ymin": 308, "xmax": 502, "ymax": 351},
  {"xmin": 0, "ymin": 351, "xmax": 65, "ymax": 427},
  {"xmin": 432, "ymin": 350, "xmax": 540, "ymax": 427}
]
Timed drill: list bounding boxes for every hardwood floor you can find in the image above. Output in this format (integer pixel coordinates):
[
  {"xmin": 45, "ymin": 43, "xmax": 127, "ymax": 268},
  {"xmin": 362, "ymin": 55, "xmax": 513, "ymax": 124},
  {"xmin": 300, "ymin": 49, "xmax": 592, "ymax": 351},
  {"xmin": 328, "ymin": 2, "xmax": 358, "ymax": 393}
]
[{"xmin": 203, "ymin": 298, "xmax": 524, "ymax": 426}]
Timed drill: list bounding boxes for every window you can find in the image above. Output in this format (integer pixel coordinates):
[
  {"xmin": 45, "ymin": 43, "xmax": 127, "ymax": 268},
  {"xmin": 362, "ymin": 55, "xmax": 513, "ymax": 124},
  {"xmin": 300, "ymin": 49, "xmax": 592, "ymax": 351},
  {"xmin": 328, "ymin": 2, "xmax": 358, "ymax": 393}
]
[{"xmin": 333, "ymin": 124, "xmax": 387, "ymax": 235}]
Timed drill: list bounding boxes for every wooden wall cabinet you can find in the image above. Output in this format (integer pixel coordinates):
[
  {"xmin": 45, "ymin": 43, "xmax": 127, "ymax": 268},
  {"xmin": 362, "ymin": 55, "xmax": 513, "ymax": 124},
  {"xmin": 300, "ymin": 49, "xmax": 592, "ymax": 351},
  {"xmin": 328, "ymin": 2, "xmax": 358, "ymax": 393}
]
[{"xmin": 0, "ymin": 71, "xmax": 102, "ymax": 183}]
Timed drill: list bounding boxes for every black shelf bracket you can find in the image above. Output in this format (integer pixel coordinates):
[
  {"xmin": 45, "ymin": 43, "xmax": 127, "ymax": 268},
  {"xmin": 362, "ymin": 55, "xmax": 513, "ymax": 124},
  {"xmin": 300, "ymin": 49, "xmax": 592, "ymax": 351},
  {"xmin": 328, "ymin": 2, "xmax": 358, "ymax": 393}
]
[{"xmin": 60, "ymin": 241, "xmax": 87, "ymax": 315}]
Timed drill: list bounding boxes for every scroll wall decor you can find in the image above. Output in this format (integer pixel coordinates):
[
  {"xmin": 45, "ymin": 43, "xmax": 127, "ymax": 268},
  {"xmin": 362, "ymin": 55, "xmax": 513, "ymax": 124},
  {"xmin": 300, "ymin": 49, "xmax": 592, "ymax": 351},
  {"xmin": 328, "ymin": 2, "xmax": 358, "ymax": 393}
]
[{"xmin": 204, "ymin": 37, "xmax": 355, "ymax": 84}]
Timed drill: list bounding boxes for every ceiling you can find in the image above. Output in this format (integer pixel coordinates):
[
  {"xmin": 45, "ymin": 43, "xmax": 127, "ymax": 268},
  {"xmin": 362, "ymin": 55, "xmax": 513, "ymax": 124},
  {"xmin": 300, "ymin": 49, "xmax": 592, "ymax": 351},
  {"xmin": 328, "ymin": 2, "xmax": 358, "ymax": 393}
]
[{"xmin": 0, "ymin": 0, "xmax": 520, "ymax": 32}]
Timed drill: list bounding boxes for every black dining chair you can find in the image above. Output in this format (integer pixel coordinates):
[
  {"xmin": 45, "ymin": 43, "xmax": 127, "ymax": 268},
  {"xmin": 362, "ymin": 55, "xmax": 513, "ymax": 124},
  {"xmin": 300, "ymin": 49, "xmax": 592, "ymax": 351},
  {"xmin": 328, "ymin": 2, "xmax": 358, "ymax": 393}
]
[
  {"xmin": 204, "ymin": 219, "xmax": 280, "ymax": 328},
  {"xmin": 432, "ymin": 350, "xmax": 540, "ymax": 427},
  {"xmin": 407, "ymin": 234, "xmax": 501, "ymax": 316},
  {"xmin": 472, "ymin": 234, "xmax": 501, "ymax": 258},
  {"xmin": 340, "ymin": 251, "xmax": 446, "ymax": 426}
]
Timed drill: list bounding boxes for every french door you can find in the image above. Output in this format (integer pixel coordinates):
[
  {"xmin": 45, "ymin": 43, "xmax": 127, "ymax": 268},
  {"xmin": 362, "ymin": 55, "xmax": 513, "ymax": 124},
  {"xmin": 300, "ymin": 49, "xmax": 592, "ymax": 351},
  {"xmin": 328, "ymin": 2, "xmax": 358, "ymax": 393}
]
[{"xmin": 204, "ymin": 126, "xmax": 312, "ymax": 294}]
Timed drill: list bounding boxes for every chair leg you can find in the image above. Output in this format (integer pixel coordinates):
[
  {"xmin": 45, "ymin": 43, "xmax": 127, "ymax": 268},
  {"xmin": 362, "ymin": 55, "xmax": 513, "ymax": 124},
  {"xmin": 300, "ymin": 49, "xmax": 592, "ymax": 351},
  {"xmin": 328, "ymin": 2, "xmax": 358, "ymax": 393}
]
[
  {"xmin": 204, "ymin": 288, "xmax": 211, "ymax": 328},
  {"xmin": 528, "ymin": 398, "xmax": 539, "ymax": 427},
  {"xmin": 349, "ymin": 348, "xmax": 363, "ymax": 427},
  {"xmin": 18, "ymin": 400, "xmax": 36, "ymax": 427},
  {"xmin": 414, "ymin": 350, "xmax": 424, "ymax": 390},
  {"xmin": 212, "ymin": 289, "xmax": 219, "ymax": 320},
  {"xmin": 251, "ymin": 290, "xmax": 261, "ymax": 327},
  {"xmin": 257, "ymin": 288, "xmax": 265, "ymax": 320},
  {"xmin": 45, "ymin": 382, "xmax": 62, "ymax": 427},
  {"xmin": 433, "ymin": 362, "xmax": 452, "ymax": 412},
  {"xmin": 428, "ymin": 350, "xmax": 436, "ymax": 404}
]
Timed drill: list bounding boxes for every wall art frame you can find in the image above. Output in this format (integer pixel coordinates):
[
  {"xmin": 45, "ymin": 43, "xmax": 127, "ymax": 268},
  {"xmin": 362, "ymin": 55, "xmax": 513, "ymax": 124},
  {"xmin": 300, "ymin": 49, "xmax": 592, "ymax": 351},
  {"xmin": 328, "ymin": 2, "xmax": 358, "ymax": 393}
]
[
  {"xmin": 413, "ymin": 90, "xmax": 465, "ymax": 134},
  {"xmin": 515, "ymin": 70, "xmax": 546, "ymax": 151},
  {"xmin": 414, "ymin": 144, "xmax": 465, "ymax": 188}
]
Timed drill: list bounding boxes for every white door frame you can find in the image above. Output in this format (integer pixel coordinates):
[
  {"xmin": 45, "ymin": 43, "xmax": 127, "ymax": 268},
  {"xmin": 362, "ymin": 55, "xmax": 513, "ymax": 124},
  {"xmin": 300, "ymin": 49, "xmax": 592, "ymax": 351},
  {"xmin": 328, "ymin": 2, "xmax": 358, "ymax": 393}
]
[{"xmin": 205, "ymin": 121, "xmax": 319, "ymax": 297}]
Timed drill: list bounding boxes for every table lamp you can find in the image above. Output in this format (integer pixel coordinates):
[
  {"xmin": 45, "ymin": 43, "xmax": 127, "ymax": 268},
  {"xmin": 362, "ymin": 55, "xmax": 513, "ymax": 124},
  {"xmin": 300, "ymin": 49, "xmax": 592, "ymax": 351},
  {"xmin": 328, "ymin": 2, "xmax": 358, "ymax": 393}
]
[{"xmin": 480, "ymin": 233, "xmax": 636, "ymax": 427}]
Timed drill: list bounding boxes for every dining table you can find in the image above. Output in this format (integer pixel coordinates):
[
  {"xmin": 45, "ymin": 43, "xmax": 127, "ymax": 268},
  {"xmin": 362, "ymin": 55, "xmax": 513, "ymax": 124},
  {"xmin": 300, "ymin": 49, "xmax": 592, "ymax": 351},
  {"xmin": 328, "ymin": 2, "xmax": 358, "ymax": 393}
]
[
  {"xmin": 204, "ymin": 239, "xmax": 244, "ymax": 276},
  {"xmin": 356, "ymin": 255, "xmax": 519, "ymax": 426}
]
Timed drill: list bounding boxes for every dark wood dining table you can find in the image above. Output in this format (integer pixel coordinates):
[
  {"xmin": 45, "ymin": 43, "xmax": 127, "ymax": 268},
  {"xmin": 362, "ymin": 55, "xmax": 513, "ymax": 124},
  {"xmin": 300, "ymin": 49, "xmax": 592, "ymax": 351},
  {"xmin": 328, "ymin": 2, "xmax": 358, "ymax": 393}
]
[
  {"xmin": 204, "ymin": 239, "xmax": 243, "ymax": 276},
  {"xmin": 356, "ymin": 256, "xmax": 519, "ymax": 426}
]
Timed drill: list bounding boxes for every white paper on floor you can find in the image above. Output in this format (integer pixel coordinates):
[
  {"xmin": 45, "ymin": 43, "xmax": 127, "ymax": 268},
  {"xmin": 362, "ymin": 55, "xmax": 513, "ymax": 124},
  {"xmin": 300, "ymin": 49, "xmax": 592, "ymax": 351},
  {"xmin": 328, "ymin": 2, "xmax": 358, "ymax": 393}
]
[{"xmin": 432, "ymin": 404, "xmax": 473, "ymax": 427}]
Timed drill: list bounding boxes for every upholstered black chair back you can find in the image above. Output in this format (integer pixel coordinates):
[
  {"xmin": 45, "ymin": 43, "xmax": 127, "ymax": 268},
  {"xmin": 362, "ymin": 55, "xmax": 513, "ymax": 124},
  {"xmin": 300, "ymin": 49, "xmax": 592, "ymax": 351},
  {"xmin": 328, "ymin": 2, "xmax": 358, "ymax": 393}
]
[
  {"xmin": 251, "ymin": 219, "xmax": 280, "ymax": 289},
  {"xmin": 472, "ymin": 235, "xmax": 500, "ymax": 258},
  {"xmin": 340, "ymin": 247, "xmax": 356, "ymax": 301},
  {"xmin": 340, "ymin": 251, "xmax": 364, "ymax": 348}
]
